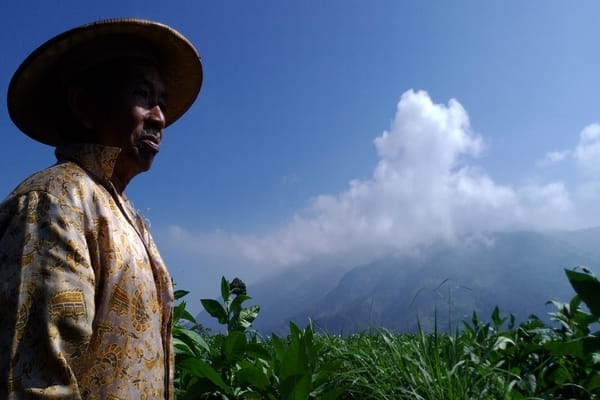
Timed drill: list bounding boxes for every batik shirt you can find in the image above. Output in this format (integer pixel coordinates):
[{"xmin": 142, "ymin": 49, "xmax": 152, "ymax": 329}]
[{"xmin": 0, "ymin": 143, "xmax": 174, "ymax": 399}]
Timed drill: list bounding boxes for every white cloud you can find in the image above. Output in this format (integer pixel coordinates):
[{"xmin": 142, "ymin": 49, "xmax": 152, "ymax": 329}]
[
  {"xmin": 541, "ymin": 124, "xmax": 600, "ymax": 175},
  {"xmin": 166, "ymin": 90, "xmax": 583, "ymax": 273},
  {"xmin": 574, "ymin": 123, "xmax": 600, "ymax": 176},
  {"xmin": 516, "ymin": 182, "xmax": 575, "ymax": 228}
]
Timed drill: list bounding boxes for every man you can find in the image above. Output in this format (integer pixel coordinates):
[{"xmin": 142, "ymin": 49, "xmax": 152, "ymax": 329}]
[{"xmin": 0, "ymin": 19, "xmax": 202, "ymax": 399}]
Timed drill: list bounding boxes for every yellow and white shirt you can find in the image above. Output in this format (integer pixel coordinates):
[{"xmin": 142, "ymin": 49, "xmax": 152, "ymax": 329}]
[{"xmin": 0, "ymin": 143, "xmax": 174, "ymax": 399}]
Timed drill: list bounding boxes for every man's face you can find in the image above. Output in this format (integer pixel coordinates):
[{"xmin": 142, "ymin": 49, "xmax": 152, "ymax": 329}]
[{"xmin": 91, "ymin": 59, "xmax": 167, "ymax": 181}]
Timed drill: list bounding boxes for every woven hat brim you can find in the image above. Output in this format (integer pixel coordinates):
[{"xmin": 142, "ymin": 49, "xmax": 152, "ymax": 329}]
[{"xmin": 7, "ymin": 18, "xmax": 203, "ymax": 146}]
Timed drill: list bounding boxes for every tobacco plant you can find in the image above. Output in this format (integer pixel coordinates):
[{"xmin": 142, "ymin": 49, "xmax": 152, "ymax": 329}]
[
  {"xmin": 173, "ymin": 277, "xmax": 343, "ymax": 399},
  {"xmin": 173, "ymin": 268, "xmax": 600, "ymax": 399}
]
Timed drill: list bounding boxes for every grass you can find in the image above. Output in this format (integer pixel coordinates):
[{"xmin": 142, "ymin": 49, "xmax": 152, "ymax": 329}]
[{"xmin": 316, "ymin": 329, "xmax": 512, "ymax": 400}]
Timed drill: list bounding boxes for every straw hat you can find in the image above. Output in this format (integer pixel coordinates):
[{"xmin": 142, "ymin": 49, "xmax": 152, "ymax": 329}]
[{"xmin": 7, "ymin": 18, "xmax": 203, "ymax": 146}]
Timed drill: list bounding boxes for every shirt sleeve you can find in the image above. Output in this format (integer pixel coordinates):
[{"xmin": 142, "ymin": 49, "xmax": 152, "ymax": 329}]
[{"xmin": 0, "ymin": 190, "xmax": 95, "ymax": 399}]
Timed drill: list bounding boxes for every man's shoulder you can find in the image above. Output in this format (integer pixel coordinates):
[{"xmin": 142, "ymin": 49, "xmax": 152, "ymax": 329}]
[{"xmin": 8, "ymin": 161, "xmax": 95, "ymax": 198}]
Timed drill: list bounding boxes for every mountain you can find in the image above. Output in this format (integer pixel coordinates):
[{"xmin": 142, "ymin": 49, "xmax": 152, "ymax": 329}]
[{"xmin": 249, "ymin": 229, "xmax": 600, "ymax": 335}]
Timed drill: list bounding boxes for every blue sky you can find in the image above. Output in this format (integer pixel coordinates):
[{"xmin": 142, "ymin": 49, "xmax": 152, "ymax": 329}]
[{"xmin": 2, "ymin": 1, "xmax": 600, "ymax": 310}]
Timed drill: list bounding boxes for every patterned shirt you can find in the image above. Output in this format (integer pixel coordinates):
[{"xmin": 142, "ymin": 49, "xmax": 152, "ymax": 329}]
[{"xmin": 0, "ymin": 143, "xmax": 174, "ymax": 399}]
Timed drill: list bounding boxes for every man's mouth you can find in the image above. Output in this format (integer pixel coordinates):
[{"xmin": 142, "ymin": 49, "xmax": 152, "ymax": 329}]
[{"xmin": 137, "ymin": 133, "xmax": 161, "ymax": 154}]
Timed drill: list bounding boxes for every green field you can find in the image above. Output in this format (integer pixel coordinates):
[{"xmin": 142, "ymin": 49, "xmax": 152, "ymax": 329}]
[{"xmin": 173, "ymin": 271, "xmax": 600, "ymax": 399}]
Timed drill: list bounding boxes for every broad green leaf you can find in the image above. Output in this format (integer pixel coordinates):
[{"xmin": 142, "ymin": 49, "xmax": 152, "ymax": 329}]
[
  {"xmin": 173, "ymin": 302, "xmax": 197, "ymax": 326},
  {"xmin": 280, "ymin": 373, "xmax": 312, "ymax": 400},
  {"xmin": 290, "ymin": 321, "xmax": 302, "ymax": 335},
  {"xmin": 492, "ymin": 336, "xmax": 515, "ymax": 351},
  {"xmin": 172, "ymin": 301, "xmax": 187, "ymax": 324},
  {"xmin": 223, "ymin": 330, "xmax": 247, "ymax": 362},
  {"xmin": 548, "ymin": 364, "xmax": 573, "ymax": 385},
  {"xmin": 172, "ymin": 337, "xmax": 195, "ymax": 357},
  {"xmin": 175, "ymin": 327, "xmax": 210, "ymax": 355},
  {"xmin": 570, "ymin": 294, "xmax": 582, "ymax": 312},
  {"xmin": 174, "ymin": 289, "xmax": 190, "ymax": 300},
  {"xmin": 491, "ymin": 306, "xmax": 506, "ymax": 329},
  {"xmin": 544, "ymin": 338, "xmax": 584, "ymax": 358},
  {"xmin": 201, "ymin": 298, "xmax": 228, "ymax": 324},
  {"xmin": 244, "ymin": 342, "xmax": 271, "ymax": 360},
  {"xmin": 220, "ymin": 276, "xmax": 230, "ymax": 303},
  {"xmin": 519, "ymin": 373, "xmax": 537, "ymax": 394},
  {"xmin": 230, "ymin": 294, "xmax": 251, "ymax": 316},
  {"xmin": 277, "ymin": 323, "xmax": 318, "ymax": 381},
  {"xmin": 566, "ymin": 268, "xmax": 600, "ymax": 317},
  {"xmin": 180, "ymin": 379, "xmax": 223, "ymax": 400},
  {"xmin": 236, "ymin": 360, "xmax": 271, "ymax": 390},
  {"xmin": 239, "ymin": 305, "xmax": 260, "ymax": 328},
  {"xmin": 589, "ymin": 374, "xmax": 600, "ymax": 390},
  {"xmin": 178, "ymin": 358, "xmax": 229, "ymax": 392},
  {"xmin": 180, "ymin": 309, "xmax": 197, "ymax": 324},
  {"xmin": 270, "ymin": 334, "xmax": 286, "ymax": 361}
]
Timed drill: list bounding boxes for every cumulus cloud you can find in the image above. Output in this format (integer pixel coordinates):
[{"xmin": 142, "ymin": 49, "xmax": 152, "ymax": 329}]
[{"xmin": 166, "ymin": 90, "xmax": 582, "ymax": 272}]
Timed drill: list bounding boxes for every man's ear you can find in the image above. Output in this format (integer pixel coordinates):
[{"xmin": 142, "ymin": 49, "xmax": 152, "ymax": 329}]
[{"xmin": 66, "ymin": 84, "xmax": 96, "ymax": 130}]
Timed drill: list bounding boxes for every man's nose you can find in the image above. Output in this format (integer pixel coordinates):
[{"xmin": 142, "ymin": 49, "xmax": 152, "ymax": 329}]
[{"xmin": 148, "ymin": 105, "xmax": 166, "ymax": 129}]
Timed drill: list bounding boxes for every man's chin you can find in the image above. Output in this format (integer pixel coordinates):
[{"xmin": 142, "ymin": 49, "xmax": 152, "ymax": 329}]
[{"xmin": 136, "ymin": 153, "xmax": 156, "ymax": 172}]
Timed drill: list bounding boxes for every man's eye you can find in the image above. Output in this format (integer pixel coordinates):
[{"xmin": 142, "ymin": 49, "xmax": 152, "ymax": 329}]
[{"xmin": 134, "ymin": 88, "xmax": 150, "ymax": 98}]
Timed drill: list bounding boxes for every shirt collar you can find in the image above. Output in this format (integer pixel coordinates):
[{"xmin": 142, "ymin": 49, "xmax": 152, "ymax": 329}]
[{"xmin": 55, "ymin": 143, "xmax": 121, "ymax": 184}]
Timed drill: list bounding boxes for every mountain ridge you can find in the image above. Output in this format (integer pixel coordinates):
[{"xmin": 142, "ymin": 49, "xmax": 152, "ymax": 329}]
[{"xmin": 196, "ymin": 228, "xmax": 600, "ymax": 335}]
